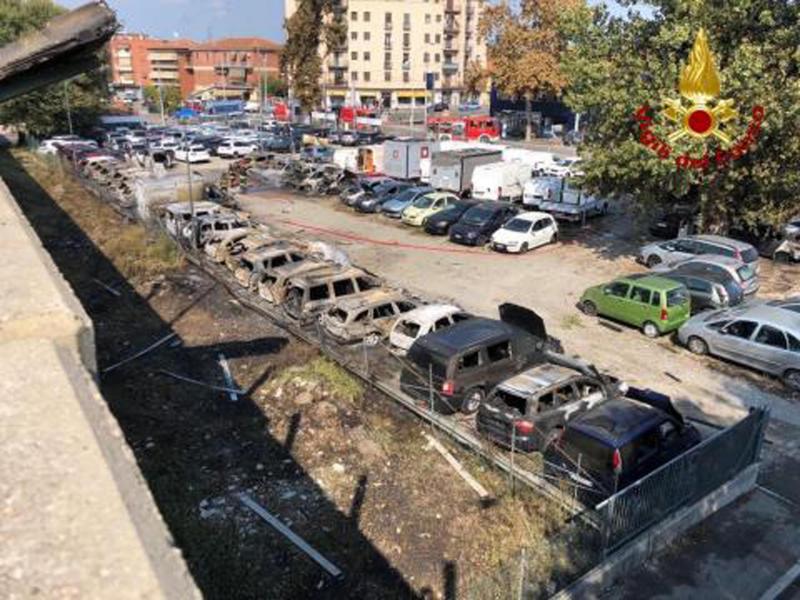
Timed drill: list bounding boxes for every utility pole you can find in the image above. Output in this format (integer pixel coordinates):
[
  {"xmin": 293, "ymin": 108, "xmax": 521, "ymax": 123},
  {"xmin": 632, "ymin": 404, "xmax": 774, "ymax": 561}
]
[
  {"xmin": 63, "ymin": 81, "xmax": 73, "ymax": 134},
  {"xmin": 156, "ymin": 80, "xmax": 166, "ymax": 125}
]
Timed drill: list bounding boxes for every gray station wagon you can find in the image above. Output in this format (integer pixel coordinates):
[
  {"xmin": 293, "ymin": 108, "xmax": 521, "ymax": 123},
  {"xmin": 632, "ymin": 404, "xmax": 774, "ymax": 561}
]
[
  {"xmin": 639, "ymin": 234, "xmax": 760, "ymax": 271},
  {"xmin": 678, "ymin": 303, "xmax": 800, "ymax": 390}
]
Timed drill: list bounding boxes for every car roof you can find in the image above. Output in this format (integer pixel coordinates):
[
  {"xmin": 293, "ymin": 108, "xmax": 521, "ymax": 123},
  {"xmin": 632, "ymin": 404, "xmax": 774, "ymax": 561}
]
[
  {"xmin": 674, "ymin": 255, "xmax": 743, "ymax": 268},
  {"xmin": 399, "ymin": 303, "xmax": 461, "ymax": 324},
  {"xmin": 668, "ymin": 264, "xmax": 732, "ymax": 282},
  {"xmin": 498, "ymin": 363, "xmax": 581, "ymax": 396},
  {"xmin": 416, "ymin": 318, "xmax": 516, "ymax": 357},
  {"xmin": 569, "ymin": 398, "xmax": 666, "ymax": 448},
  {"xmin": 618, "ymin": 275, "xmax": 683, "ymax": 291},
  {"xmin": 241, "ymin": 244, "xmax": 292, "ymax": 261},
  {"xmin": 299, "ymin": 265, "xmax": 365, "ymax": 285},
  {"xmin": 335, "ymin": 289, "xmax": 405, "ymax": 312},
  {"xmin": 423, "ymin": 192, "xmax": 458, "ymax": 200},
  {"xmin": 719, "ymin": 303, "xmax": 800, "ymax": 331},
  {"xmin": 691, "ymin": 234, "xmax": 753, "ymax": 249},
  {"xmin": 510, "ymin": 211, "xmax": 552, "ymax": 223}
]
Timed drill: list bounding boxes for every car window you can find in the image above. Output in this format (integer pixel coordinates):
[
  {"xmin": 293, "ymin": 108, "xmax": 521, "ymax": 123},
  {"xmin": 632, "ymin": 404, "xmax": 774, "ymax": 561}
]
[
  {"xmin": 788, "ymin": 334, "xmax": 800, "ymax": 352},
  {"xmin": 606, "ymin": 282, "xmax": 630, "ymax": 298},
  {"xmin": 396, "ymin": 320, "xmax": 421, "ymax": 338},
  {"xmin": 753, "ymin": 325, "xmax": 787, "ymax": 349},
  {"xmin": 496, "ymin": 389, "xmax": 527, "ymax": 415},
  {"xmin": 630, "ymin": 286, "xmax": 651, "ymax": 304},
  {"xmin": 458, "ymin": 350, "xmax": 480, "ymax": 371},
  {"xmin": 451, "ymin": 313, "xmax": 471, "ymax": 323},
  {"xmin": 674, "ymin": 239, "xmax": 697, "ymax": 253},
  {"xmin": 715, "ymin": 245, "xmax": 736, "ymax": 258},
  {"xmin": 666, "ymin": 287, "xmax": 689, "ymax": 307},
  {"xmin": 309, "ymin": 284, "xmax": 329, "ymax": 301},
  {"xmin": 650, "ymin": 291, "xmax": 661, "ymax": 307},
  {"xmin": 724, "ymin": 320, "xmax": 758, "ymax": 339},
  {"xmin": 396, "ymin": 301, "xmax": 416, "ymax": 313},
  {"xmin": 373, "ymin": 303, "xmax": 396, "ymax": 318},
  {"xmin": 356, "ymin": 276, "xmax": 380, "ymax": 291},
  {"xmin": 353, "ymin": 310, "xmax": 368, "ymax": 323},
  {"xmin": 271, "ymin": 255, "xmax": 288, "ymax": 269},
  {"xmin": 434, "ymin": 317, "xmax": 451, "ymax": 330},
  {"xmin": 781, "ymin": 304, "xmax": 800, "ymax": 314},
  {"xmin": 537, "ymin": 391, "xmax": 554, "ymax": 410},
  {"xmin": 634, "ymin": 428, "xmax": 660, "ymax": 464},
  {"xmin": 576, "ymin": 380, "xmax": 602, "ymax": 397},
  {"xmin": 553, "ymin": 384, "xmax": 577, "ymax": 406},
  {"xmin": 486, "ymin": 340, "xmax": 512, "ymax": 362},
  {"xmin": 333, "ymin": 279, "xmax": 356, "ymax": 297},
  {"xmin": 708, "ymin": 319, "xmax": 731, "ymax": 331},
  {"xmin": 689, "ymin": 277, "xmax": 712, "ymax": 293}
]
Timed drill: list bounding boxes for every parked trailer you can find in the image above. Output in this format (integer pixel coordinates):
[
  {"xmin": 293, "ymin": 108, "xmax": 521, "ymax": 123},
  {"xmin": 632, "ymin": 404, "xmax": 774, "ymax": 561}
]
[
  {"xmin": 471, "ymin": 160, "xmax": 533, "ymax": 202},
  {"xmin": 539, "ymin": 180, "xmax": 609, "ymax": 222},
  {"xmin": 429, "ymin": 149, "xmax": 503, "ymax": 195},
  {"xmin": 383, "ymin": 138, "xmax": 439, "ymax": 180}
]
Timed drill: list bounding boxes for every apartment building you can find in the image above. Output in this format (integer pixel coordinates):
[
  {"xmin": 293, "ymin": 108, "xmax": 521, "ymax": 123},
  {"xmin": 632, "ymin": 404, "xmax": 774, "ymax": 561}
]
[
  {"xmin": 108, "ymin": 34, "xmax": 282, "ymax": 101},
  {"xmin": 285, "ymin": 0, "xmax": 487, "ymax": 109}
]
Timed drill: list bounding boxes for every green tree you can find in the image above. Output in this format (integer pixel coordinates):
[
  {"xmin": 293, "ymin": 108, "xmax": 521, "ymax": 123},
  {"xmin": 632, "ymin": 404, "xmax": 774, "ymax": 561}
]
[
  {"xmin": 0, "ymin": 0, "xmax": 110, "ymax": 138},
  {"xmin": 463, "ymin": 60, "xmax": 488, "ymax": 101},
  {"xmin": 143, "ymin": 84, "xmax": 182, "ymax": 115},
  {"xmin": 480, "ymin": 0, "xmax": 581, "ymax": 140},
  {"xmin": 560, "ymin": 0, "xmax": 800, "ymax": 231}
]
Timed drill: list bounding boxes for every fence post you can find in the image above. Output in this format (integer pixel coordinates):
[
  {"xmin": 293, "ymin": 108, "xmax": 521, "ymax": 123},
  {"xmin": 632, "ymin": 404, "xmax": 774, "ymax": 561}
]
[
  {"xmin": 362, "ymin": 340, "xmax": 369, "ymax": 378},
  {"xmin": 428, "ymin": 363, "xmax": 434, "ymax": 433},
  {"xmin": 517, "ymin": 547, "xmax": 526, "ymax": 600},
  {"xmin": 510, "ymin": 425, "xmax": 517, "ymax": 498}
]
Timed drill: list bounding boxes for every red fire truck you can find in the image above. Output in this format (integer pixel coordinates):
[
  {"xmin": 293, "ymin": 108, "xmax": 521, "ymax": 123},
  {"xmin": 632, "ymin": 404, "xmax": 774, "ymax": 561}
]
[{"xmin": 427, "ymin": 115, "xmax": 501, "ymax": 142}]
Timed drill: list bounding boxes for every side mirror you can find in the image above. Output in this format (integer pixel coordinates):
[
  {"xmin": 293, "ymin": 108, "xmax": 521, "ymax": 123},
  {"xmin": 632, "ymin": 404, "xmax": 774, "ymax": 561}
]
[{"xmin": 602, "ymin": 287, "xmax": 612, "ymax": 295}]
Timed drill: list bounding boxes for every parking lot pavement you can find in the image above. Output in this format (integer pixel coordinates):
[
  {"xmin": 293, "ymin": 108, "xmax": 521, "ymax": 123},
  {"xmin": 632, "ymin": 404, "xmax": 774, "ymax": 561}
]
[{"xmin": 237, "ymin": 189, "xmax": 799, "ymax": 430}]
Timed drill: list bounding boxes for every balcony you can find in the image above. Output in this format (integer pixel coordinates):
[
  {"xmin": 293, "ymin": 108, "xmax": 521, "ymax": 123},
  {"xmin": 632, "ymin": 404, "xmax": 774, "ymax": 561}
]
[
  {"xmin": 325, "ymin": 74, "xmax": 348, "ymax": 88},
  {"xmin": 442, "ymin": 61, "xmax": 459, "ymax": 73},
  {"xmin": 402, "ymin": 62, "xmax": 411, "ymax": 71},
  {"xmin": 443, "ymin": 41, "xmax": 459, "ymax": 53},
  {"xmin": 445, "ymin": 0, "xmax": 461, "ymax": 13},
  {"xmin": 329, "ymin": 56, "xmax": 349, "ymax": 69},
  {"xmin": 384, "ymin": 42, "xmax": 392, "ymax": 50},
  {"xmin": 444, "ymin": 19, "xmax": 460, "ymax": 33},
  {"xmin": 384, "ymin": 21, "xmax": 393, "ymax": 30}
]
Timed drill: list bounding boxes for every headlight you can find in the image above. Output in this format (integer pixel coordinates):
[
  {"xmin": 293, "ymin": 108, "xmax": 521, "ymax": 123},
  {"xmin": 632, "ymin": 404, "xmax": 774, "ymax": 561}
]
[
  {"xmin": 466, "ymin": 231, "xmax": 477, "ymax": 238},
  {"xmin": 436, "ymin": 221, "xmax": 448, "ymax": 227}
]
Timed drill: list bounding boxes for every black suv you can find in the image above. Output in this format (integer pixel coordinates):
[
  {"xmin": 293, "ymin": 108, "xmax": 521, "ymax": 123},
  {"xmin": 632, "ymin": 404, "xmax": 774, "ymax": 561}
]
[
  {"xmin": 449, "ymin": 202, "xmax": 519, "ymax": 246},
  {"xmin": 399, "ymin": 304, "xmax": 553, "ymax": 414},
  {"xmin": 544, "ymin": 388, "xmax": 700, "ymax": 503}
]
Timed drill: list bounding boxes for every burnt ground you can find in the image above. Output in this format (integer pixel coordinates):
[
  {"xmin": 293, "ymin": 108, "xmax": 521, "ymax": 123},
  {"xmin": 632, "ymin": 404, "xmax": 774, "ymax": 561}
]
[{"xmin": 0, "ymin": 151, "xmax": 579, "ymax": 599}]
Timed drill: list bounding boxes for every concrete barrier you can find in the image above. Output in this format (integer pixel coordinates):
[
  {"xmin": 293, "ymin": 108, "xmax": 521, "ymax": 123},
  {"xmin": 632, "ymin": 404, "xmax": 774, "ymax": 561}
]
[{"xmin": 0, "ymin": 177, "xmax": 198, "ymax": 598}]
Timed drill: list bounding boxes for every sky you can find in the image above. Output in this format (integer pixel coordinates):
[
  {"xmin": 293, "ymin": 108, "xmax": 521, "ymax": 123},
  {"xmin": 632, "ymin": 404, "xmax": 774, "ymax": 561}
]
[{"xmin": 58, "ymin": 0, "xmax": 287, "ymax": 42}]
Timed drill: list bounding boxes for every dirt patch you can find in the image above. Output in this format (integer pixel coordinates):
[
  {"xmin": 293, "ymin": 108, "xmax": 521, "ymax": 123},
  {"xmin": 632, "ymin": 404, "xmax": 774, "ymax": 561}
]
[{"xmin": 1, "ymin": 150, "xmax": 572, "ymax": 599}]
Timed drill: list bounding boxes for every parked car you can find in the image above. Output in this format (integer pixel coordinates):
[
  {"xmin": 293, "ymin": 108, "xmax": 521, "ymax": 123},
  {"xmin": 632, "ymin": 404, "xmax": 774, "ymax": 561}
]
[
  {"xmin": 768, "ymin": 297, "xmax": 800, "ymax": 315},
  {"xmin": 282, "ymin": 266, "xmax": 383, "ymax": 323},
  {"xmin": 174, "ymin": 143, "xmax": 211, "ymax": 163},
  {"xmin": 729, "ymin": 225, "xmax": 800, "ymax": 264},
  {"xmin": 459, "ymin": 100, "xmax": 482, "ymax": 112},
  {"xmin": 648, "ymin": 207, "xmax": 697, "ymax": 239},
  {"xmin": 232, "ymin": 245, "xmax": 306, "ymax": 290},
  {"xmin": 257, "ymin": 259, "xmax": 331, "ymax": 304},
  {"xmin": 401, "ymin": 192, "xmax": 461, "ymax": 227},
  {"xmin": 222, "ymin": 232, "xmax": 277, "ymax": 271},
  {"xmin": 217, "ymin": 140, "xmax": 259, "ymax": 158},
  {"xmin": 449, "ymin": 202, "xmax": 519, "ymax": 246},
  {"xmin": 477, "ymin": 357, "xmax": 625, "ymax": 452},
  {"xmin": 341, "ymin": 176, "xmax": 393, "ymax": 207},
  {"xmin": 339, "ymin": 131, "xmax": 360, "ymax": 146},
  {"xmin": 522, "ymin": 176, "xmax": 563, "ymax": 209},
  {"xmin": 678, "ymin": 303, "xmax": 800, "ymax": 390},
  {"xmin": 320, "ymin": 290, "xmax": 419, "ymax": 344},
  {"xmin": 429, "ymin": 101, "xmax": 449, "ymax": 112},
  {"xmin": 261, "ymin": 135, "xmax": 293, "ymax": 153},
  {"xmin": 544, "ymin": 388, "xmax": 701, "ymax": 501},
  {"xmin": 380, "ymin": 186, "xmax": 435, "ymax": 219},
  {"xmin": 399, "ymin": 304, "xmax": 551, "ymax": 414},
  {"xmin": 543, "ymin": 156, "xmax": 582, "ymax": 177},
  {"xmin": 653, "ymin": 255, "xmax": 760, "ymax": 296},
  {"xmin": 190, "ymin": 213, "xmax": 250, "ymax": 250},
  {"xmin": 423, "ymin": 200, "xmax": 478, "ymax": 235},
  {"xmin": 638, "ymin": 234, "xmax": 760, "ymax": 272},
  {"xmin": 301, "ymin": 145, "xmax": 335, "ymax": 163},
  {"xmin": 579, "ymin": 276, "xmax": 691, "ymax": 337},
  {"xmin": 389, "ymin": 304, "xmax": 473, "ymax": 355},
  {"xmin": 490, "ymin": 211, "xmax": 558, "ymax": 254},
  {"xmin": 629, "ymin": 265, "xmax": 743, "ymax": 313},
  {"xmin": 355, "ymin": 181, "xmax": 415, "ymax": 213}
]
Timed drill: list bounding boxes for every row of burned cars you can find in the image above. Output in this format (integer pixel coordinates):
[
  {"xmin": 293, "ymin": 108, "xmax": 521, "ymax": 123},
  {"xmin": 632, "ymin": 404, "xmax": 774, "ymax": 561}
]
[{"xmin": 161, "ymin": 200, "xmax": 706, "ymax": 501}]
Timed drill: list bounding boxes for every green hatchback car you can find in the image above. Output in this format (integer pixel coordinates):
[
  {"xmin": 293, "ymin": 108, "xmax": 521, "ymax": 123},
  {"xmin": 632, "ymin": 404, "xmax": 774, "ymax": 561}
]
[{"xmin": 580, "ymin": 275, "xmax": 691, "ymax": 337}]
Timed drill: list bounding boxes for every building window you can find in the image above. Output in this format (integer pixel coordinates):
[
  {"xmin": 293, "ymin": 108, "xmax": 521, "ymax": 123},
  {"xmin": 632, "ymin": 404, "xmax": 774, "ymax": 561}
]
[
  {"xmin": 403, "ymin": 33, "xmax": 410, "ymax": 48},
  {"xmin": 403, "ymin": 72, "xmax": 410, "ymax": 83},
  {"xmin": 435, "ymin": 53, "xmax": 440, "ymax": 63},
  {"xmin": 435, "ymin": 72, "xmax": 440, "ymax": 81},
  {"xmin": 351, "ymin": 71, "xmax": 358, "ymax": 81},
  {"xmin": 363, "ymin": 51, "xmax": 370, "ymax": 61},
  {"xmin": 385, "ymin": 71, "xmax": 391, "ymax": 81},
  {"xmin": 403, "ymin": 13, "xmax": 411, "ymax": 29},
  {"xmin": 351, "ymin": 51, "xmax": 358, "ymax": 60},
  {"xmin": 385, "ymin": 12, "xmax": 392, "ymax": 25},
  {"xmin": 364, "ymin": 31, "xmax": 371, "ymax": 41},
  {"xmin": 364, "ymin": 11, "xmax": 370, "ymax": 22},
  {"xmin": 424, "ymin": 52, "xmax": 430, "ymax": 63},
  {"xmin": 351, "ymin": 11, "xmax": 357, "ymax": 20},
  {"xmin": 364, "ymin": 71, "xmax": 371, "ymax": 82},
  {"xmin": 425, "ymin": 33, "xmax": 431, "ymax": 43},
  {"xmin": 436, "ymin": 14, "xmax": 442, "ymax": 22},
  {"xmin": 384, "ymin": 33, "xmax": 392, "ymax": 48},
  {"xmin": 351, "ymin": 31, "xmax": 358, "ymax": 41},
  {"xmin": 425, "ymin": 14, "xmax": 431, "ymax": 24},
  {"xmin": 435, "ymin": 34, "xmax": 441, "ymax": 43}
]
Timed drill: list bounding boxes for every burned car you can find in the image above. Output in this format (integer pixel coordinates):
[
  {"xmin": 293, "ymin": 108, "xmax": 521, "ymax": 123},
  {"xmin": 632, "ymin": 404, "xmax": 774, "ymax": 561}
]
[
  {"xmin": 189, "ymin": 212, "xmax": 250, "ymax": 250},
  {"xmin": 222, "ymin": 231, "xmax": 277, "ymax": 271},
  {"xmin": 232, "ymin": 245, "xmax": 306, "ymax": 290},
  {"xmin": 257, "ymin": 259, "xmax": 332, "ymax": 304},
  {"xmin": 320, "ymin": 290, "xmax": 419, "ymax": 344},
  {"xmin": 297, "ymin": 164, "xmax": 345, "ymax": 196},
  {"xmin": 399, "ymin": 304, "xmax": 555, "ymax": 415},
  {"xmin": 282, "ymin": 266, "xmax": 383, "ymax": 323},
  {"xmin": 477, "ymin": 356, "xmax": 625, "ymax": 452}
]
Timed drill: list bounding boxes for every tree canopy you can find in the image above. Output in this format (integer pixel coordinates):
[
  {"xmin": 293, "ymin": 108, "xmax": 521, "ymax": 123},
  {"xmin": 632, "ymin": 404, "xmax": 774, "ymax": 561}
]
[
  {"xmin": 143, "ymin": 85, "xmax": 181, "ymax": 116},
  {"xmin": 0, "ymin": 0, "xmax": 110, "ymax": 138},
  {"xmin": 560, "ymin": 0, "xmax": 800, "ymax": 230}
]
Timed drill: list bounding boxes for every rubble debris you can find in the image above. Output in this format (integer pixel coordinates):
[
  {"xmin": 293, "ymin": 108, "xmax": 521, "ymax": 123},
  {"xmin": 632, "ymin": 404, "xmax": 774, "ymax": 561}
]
[
  {"xmin": 237, "ymin": 493, "xmax": 343, "ymax": 580},
  {"xmin": 424, "ymin": 433, "xmax": 491, "ymax": 502}
]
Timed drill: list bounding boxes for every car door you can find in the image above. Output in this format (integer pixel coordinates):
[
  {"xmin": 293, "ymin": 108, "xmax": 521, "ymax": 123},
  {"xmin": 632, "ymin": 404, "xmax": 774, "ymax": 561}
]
[
  {"xmin": 749, "ymin": 324, "xmax": 790, "ymax": 374},
  {"xmin": 714, "ymin": 319, "xmax": 759, "ymax": 364},
  {"xmin": 669, "ymin": 239, "xmax": 699, "ymax": 264},
  {"xmin": 485, "ymin": 338, "xmax": 516, "ymax": 382},
  {"xmin": 627, "ymin": 285, "xmax": 653, "ymax": 328},
  {"xmin": 599, "ymin": 281, "xmax": 631, "ymax": 321}
]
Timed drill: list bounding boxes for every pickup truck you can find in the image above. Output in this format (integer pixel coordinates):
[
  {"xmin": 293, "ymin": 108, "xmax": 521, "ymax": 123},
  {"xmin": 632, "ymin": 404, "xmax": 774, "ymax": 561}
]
[{"xmin": 539, "ymin": 184, "xmax": 609, "ymax": 222}]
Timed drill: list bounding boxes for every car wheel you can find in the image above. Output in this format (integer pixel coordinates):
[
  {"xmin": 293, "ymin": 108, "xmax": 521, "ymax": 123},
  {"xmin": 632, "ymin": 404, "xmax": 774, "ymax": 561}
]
[
  {"xmin": 784, "ymin": 370, "xmax": 800, "ymax": 392},
  {"xmin": 581, "ymin": 300, "xmax": 597, "ymax": 316},
  {"xmin": 520, "ymin": 242, "xmax": 529, "ymax": 253},
  {"xmin": 550, "ymin": 232, "xmax": 558, "ymax": 244},
  {"xmin": 775, "ymin": 251, "xmax": 791, "ymax": 264},
  {"xmin": 461, "ymin": 387, "xmax": 485, "ymax": 414},
  {"xmin": 646, "ymin": 255, "xmax": 662, "ymax": 268},
  {"xmin": 642, "ymin": 321, "xmax": 660, "ymax": 338},
  {"xmin": 687, "ymin": 336, "xmax": 709, "ymax": 355}
]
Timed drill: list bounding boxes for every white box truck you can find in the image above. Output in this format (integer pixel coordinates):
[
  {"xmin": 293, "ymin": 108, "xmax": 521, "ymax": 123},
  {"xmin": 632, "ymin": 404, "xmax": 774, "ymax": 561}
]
[
  {"xmin": 383, "ymin": 138, "xmax": 438, "ymax": 180},
  {"xmin": 471, "ymin": 160, "xmax": 533, "ymax": 202},
  {"xmin": 539, "ymin": 180, "xmax": 609, "ymax": 222},
  {"xmin": 522, "ymin": 176, "xmax": 563, "ymax": 209},
  {"xmin": 429, "ymin": 148, "xmax": 503, "ymax": 195}
]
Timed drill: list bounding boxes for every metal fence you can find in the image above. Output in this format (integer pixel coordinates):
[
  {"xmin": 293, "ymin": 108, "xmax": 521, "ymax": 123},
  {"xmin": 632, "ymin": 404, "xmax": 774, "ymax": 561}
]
[{"xmin": 596, "ymin": 406, "xmax": 768, "ymax": 552}]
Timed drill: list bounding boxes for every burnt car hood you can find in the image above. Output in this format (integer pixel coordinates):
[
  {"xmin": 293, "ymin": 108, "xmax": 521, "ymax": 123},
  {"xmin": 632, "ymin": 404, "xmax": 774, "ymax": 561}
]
[{"xmin": 498, "ymin": 303, "xmax": 547, "ymax": 341}]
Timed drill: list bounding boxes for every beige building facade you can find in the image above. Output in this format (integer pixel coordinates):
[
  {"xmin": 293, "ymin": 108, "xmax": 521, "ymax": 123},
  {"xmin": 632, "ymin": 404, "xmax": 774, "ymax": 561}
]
[{"xmin": 285, "ymin": 0, "xmax": 487, "ymax": 109}]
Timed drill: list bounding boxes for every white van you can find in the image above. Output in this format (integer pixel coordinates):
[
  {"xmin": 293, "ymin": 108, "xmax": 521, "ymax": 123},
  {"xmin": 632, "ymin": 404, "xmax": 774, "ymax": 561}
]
[
  {"xmin": 522, "ymin": 176, "xmax": 563, "ymax": 208},
  {"xmin": 470, "ymin": 160, "xmax": 532, "ymax": 202}
]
